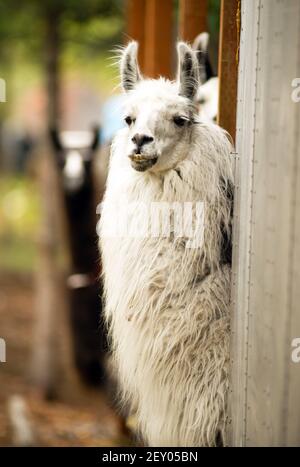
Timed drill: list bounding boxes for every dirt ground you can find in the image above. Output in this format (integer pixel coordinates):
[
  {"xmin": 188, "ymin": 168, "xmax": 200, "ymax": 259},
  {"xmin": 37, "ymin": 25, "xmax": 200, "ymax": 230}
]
[{"xmin": 0, "ymin": 273, "xmax": 131, "ymax": 447}]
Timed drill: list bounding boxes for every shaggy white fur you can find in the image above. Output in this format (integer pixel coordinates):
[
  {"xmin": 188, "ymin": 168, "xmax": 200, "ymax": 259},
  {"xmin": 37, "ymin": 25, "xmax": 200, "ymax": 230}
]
[{"xmin": 99, "ymin": 41, "xmax": 233, "ymax": 447}]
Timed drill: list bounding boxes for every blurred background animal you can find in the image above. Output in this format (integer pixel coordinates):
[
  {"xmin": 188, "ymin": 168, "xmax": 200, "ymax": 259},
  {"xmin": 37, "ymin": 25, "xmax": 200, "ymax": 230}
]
[
  {"xmin": 193, "ymin": 32, "xmax": 219, "ymax": 123},
  {"xmin": 50, "ymin": 127, "xmax": 107, "ymax": 387}
]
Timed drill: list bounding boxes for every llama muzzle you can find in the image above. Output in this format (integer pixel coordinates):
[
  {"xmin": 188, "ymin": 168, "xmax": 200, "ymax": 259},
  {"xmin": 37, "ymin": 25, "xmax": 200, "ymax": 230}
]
[{"xmin": 128, "ymin": 153, "xmax": 158, "ymax": 172}]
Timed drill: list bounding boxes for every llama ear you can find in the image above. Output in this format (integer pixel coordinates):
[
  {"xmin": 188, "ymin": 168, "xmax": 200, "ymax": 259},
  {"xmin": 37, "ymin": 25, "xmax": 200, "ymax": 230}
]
[
  {"xmin": 91, "ymin": 126, "xmax": 100, "ymax": 151},
  {"xmin": 177, "ymin": 42, "xmax": 199, "ymax": 100},
  {"xmin": 192, "ymin": 32, "xmax": 214, "ymax": 83},
  {"xmin": 193, "ymin": 32, "xmax": 209, "ymax": 54},
  {"xmin": 120, "ymin": 41, "xmax": 141, "ymax": 92},
  {"xmin": 50, "ymin": 127, "xmax": 62, "ymax": 151}
]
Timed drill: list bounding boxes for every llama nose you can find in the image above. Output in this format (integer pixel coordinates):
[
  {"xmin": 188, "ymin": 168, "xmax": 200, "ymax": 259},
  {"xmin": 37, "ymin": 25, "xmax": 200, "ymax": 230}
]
[{"xmin": 132, "ymin": 133, "xmax": 154, "ymax": 150}]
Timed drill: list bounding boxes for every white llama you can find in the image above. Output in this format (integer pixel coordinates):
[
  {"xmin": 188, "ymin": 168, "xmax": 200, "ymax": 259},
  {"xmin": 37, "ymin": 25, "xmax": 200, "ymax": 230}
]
[{"xmin": 99, "ymin": 41, "xmax": 233, "ymax": 447}]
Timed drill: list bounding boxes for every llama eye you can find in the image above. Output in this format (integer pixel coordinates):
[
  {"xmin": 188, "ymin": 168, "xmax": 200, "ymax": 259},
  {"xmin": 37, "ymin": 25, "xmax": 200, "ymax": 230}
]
[
  {"xmin": 173, "ymin": 116, "xmax": 188, "ymax": 127},
  {"xmin": 125, "ymin": 116, "xmax": 134, "ymax": 126}
]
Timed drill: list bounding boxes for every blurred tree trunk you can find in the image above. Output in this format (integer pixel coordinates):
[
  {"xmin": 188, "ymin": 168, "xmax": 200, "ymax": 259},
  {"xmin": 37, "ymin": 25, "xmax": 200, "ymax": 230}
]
[
  {"xmin": 32, "ymin": 4, "xmax": 101, "ymax": 401},
  {"xmin": 32, "ymin": 5, "xmax": 64, "ymax": 399},
  {"xmin": 45, "ymin": 5, "xmax": 62, "ymax": 127},
  {"xmin": 32, "ymin": 152, "xmax": 62, "ymax": 399}
]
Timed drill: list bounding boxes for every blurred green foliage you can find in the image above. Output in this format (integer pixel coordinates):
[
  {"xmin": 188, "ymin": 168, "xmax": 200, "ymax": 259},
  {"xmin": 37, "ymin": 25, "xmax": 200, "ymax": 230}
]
[
  {"xmin": 0, "ymin": 0, "xmax": 125, "ymax": 118},
  {"xmin": 0, "ymin": 176, "xmax": 40, "ymax": 272},
  {"xmin": 0, "ymin": 0, "xmax": 124, "ymax": 48},
  {"xmin": 208, "ymin": 0, "xmax": 221, "ymax": 35}
]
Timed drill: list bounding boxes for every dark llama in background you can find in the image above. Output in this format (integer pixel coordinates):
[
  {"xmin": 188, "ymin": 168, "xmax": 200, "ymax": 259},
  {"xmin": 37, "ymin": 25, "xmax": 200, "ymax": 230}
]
[
  {"xmin": 193, "ymin": 32, "xmax": 219, "ymax": 124},
  {"xmin": 50, "ymin": 127, "xmax": 107, "ymax": 386}
]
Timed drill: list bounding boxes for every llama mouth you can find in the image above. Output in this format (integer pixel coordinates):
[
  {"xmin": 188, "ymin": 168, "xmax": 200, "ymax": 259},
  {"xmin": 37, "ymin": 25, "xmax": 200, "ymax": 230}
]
[{"xmin": 129, "ymin": 154, "xmax": 158, "ymax": 172}]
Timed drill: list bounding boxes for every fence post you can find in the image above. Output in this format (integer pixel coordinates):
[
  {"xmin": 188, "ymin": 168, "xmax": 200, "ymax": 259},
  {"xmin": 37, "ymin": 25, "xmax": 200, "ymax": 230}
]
[
  {"xmin": 179, "ymin": 0, "xmax": 207, "ymax": 43},
  {"xmin": 229, "ymin": 0, "xmax": 300, "ymax": 446},
  {"xmin": 143, "ymin": 0, "xmax": 173, "ymax": 78},
  {"xmin": 218, "ymin": 0, "xmax": 240, "ymax": 142},
  {"xmin": 126, "ymin": 0, "xmax": 146, "ymax": 72}
]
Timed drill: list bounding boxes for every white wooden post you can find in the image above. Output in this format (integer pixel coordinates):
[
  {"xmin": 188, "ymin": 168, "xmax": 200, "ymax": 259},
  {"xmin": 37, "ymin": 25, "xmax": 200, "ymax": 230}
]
[{"xmin": 229, "ymin": 0, "xmax": 300, "ymax": 446}]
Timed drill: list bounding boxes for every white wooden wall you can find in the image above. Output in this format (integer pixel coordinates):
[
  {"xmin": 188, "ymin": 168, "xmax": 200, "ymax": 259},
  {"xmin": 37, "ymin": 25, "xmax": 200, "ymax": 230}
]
[{"xmin": 229, "ymin": 0, "xmax": 300, "ymax": 446}]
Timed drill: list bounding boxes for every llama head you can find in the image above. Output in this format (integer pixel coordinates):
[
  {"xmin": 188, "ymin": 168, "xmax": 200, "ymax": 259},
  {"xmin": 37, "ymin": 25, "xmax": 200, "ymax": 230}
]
[
  {"xmin": 50, "ymin": 127, "xmax": 100, "ymax": 193},
  {"xmin": 192, "ymin": 32, "xmax": 218, "ymax": 123},
  {"xmin": 119, "ymin": 41, "xmax": 199, "ymax": 173},
  {"xmin": 197, "ymin": 76, "xmax": 219, "ymax": 123}
]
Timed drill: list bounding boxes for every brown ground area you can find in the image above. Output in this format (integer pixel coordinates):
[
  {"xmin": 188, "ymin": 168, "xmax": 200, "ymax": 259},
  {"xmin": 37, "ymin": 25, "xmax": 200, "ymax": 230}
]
[{"xmin": 0, "ymin": 273, "xmax": 131, "ymax": 447}]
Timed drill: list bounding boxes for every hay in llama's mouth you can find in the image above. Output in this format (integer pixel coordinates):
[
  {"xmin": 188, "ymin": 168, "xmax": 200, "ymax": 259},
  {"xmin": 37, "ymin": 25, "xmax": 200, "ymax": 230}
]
[{"xmin": 129, "ymin": 153, "xmax": 158, "ymax": 172}]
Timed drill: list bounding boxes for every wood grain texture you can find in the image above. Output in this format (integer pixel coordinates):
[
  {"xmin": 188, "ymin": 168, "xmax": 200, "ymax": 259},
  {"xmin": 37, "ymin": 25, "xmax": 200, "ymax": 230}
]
[
  {"xmin": 218, "ymin": 0, "xmax": 240, "ymax": 141},
  {"xmin": 179, "ymin": 0, "xmax": 207, "ymax": 43},
  {"xmin": 143, "ymin": 0, "xmax": 173, "ymax": 78},
  {"xmin": 126, "ymin": 0, "xmax": 146, "ymax": 71}
]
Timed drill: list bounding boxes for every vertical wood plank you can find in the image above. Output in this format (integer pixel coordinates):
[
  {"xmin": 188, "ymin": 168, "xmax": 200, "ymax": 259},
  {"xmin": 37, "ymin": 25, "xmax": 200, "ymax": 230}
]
[
  {"xmin": 227, "ymin": 0, "xmax": 260, "ymax": 446},
  {"xmin": 230, "ymin": 0, "xmax": 300, "ymax": 446},
  {"xmin": 126, "ymin": 0, "xmax": 146, "ymax": 71},
  {"xmin": 179, "ymin": 0, "xmax": 207, "ymax": 42},
  {"xmin": 143, "ymin": 0, "xmax": 173, "ymax": 78},
  {"xmin": 218, "ymin": 0, "xmax": 240, "ymax": 141}
]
